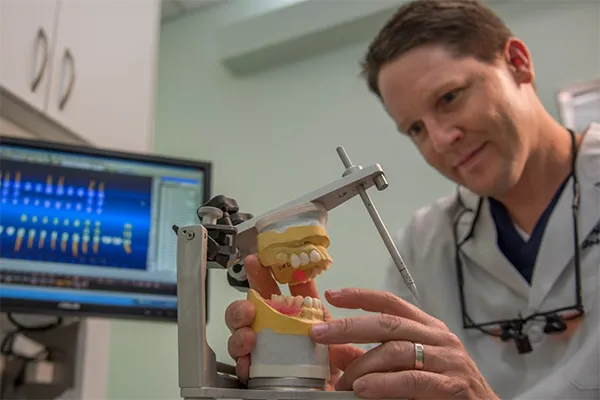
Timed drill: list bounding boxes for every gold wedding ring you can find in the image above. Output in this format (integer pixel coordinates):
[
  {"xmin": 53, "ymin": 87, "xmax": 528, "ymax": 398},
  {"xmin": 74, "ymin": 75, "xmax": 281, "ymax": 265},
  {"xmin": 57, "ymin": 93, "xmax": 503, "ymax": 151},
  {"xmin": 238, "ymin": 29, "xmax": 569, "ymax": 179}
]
[{"xmin": 414, "ymin": 342, "xmax": 424, "ymax": 370}]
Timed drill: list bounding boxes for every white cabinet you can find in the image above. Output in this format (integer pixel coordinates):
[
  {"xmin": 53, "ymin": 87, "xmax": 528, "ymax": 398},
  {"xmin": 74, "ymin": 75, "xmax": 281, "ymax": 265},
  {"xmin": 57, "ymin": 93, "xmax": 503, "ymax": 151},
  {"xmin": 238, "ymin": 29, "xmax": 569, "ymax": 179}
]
[
  {"xmin": 0, "ymin": 0, "xmax": 58, "ymax": 113},
  {"xmin": 0, "ymin": 0, "xmax": 160, "ymax": 153},
  {"xmin": 46, "ymin": 0, "xmax": 160, "ymax": 153}
]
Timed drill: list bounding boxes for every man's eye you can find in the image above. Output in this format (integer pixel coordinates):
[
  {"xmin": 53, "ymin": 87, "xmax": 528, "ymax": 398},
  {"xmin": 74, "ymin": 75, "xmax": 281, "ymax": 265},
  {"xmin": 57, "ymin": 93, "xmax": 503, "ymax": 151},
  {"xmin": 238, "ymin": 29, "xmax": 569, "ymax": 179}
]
[
  {"xmin": 407, "ymin": 122, "xmax": 424, "ymax": 136},
  {"xmin": 441, "ymin": 90, "xmax": 459, "ymax": 105}
]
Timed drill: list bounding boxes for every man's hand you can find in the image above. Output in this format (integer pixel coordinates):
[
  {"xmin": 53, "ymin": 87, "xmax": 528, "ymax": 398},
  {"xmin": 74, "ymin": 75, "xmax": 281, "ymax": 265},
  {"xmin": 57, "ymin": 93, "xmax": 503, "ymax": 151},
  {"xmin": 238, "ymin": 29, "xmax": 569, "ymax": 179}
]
[
  {"xmin": 224, "ymin": 255, "xmax": 365, "ymax": 389},
  {"xmin": 309, "ymin": 288, "xmax": 499, "ymax": 399}
]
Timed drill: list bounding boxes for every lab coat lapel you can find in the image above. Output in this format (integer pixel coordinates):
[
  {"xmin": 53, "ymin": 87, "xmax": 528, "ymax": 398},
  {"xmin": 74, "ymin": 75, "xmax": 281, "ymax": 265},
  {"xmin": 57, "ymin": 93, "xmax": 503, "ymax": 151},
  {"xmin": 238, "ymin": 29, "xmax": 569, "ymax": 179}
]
[
  {"xmin": 457, "ymin": 190, "xmax": 530, "ymax": 300},
  {"xmin": 529, "ymin": 124, "xmax": 600, "ymax": 310}
]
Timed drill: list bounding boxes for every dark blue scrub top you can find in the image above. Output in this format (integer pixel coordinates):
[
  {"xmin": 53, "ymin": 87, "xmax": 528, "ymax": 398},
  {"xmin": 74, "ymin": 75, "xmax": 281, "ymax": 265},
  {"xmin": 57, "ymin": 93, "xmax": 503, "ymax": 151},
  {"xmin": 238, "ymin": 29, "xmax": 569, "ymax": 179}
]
[{"xmin": 488, "ymin": 177, "xmax": 570, "ymax": 284}]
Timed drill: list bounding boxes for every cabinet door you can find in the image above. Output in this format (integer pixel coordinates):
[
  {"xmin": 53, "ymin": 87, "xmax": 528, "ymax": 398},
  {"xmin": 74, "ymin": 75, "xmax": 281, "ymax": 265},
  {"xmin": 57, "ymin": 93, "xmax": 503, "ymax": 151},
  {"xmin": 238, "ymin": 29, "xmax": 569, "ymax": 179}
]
[
  {"xmin": 0, "ymin": 0, "xmax": 58, "ymax": 112},
  {"xmin": 46, "ymin": 0, "xmax": 160, "ymax": 153}
]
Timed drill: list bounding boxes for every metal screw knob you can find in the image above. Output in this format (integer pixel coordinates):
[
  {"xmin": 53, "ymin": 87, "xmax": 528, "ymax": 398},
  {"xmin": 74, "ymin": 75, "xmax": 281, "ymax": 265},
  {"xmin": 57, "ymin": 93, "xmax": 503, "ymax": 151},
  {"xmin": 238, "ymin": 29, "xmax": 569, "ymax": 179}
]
[
  {"xmin": 336, "ymin": 146, "xmax": 388, "ymax": 190},
  {"xmin": 374, "ymin": 173, "xmax": 388, "ymax": 191},
  {"xmin": 197, "ymin": 206, "xmax": 223, "ymax": 225}
]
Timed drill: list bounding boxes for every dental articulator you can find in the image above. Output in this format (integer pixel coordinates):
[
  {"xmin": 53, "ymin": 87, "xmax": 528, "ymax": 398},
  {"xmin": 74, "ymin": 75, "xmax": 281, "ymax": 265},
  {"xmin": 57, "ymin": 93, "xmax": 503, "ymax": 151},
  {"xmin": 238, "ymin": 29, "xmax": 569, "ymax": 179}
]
[{"xmin": 173, "ymin": 146, "xmax": 420, "ymax": 400}]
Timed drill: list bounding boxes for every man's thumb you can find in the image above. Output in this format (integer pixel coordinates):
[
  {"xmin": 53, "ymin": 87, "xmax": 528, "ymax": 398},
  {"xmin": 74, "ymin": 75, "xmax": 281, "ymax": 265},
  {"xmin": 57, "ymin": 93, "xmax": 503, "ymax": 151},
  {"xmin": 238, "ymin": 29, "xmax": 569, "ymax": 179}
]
[
  {"xmin": 244, "ymin": 254, "xmax": 281, "ymax": 298},
  {"xmin": 329, "ymin": 344, "xmax": 365, "ymax": 371}
]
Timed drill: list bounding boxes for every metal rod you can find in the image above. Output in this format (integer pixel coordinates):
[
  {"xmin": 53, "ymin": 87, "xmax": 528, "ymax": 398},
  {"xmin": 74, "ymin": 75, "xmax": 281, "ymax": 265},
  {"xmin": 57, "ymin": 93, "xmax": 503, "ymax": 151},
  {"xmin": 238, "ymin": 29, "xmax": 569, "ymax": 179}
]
[
  {"xmin": 217, "ymin": 362, "xmax": 237, "ymax": 377},
  {"xmin": 336, "ymin": 146, "xmax": 420, "ymax": 303},
  {"xmin": 336, "ymin": 146, "xmax": 353, "ymax": 167}
]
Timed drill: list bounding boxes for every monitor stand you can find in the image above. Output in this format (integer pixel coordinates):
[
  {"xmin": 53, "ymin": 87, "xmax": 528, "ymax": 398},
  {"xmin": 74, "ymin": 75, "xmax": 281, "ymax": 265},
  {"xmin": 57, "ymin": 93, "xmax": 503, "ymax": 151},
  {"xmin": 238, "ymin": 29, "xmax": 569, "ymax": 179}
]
[{"xmin": 0, "ymin": 314, "xmax": 110, "ymax": 400}]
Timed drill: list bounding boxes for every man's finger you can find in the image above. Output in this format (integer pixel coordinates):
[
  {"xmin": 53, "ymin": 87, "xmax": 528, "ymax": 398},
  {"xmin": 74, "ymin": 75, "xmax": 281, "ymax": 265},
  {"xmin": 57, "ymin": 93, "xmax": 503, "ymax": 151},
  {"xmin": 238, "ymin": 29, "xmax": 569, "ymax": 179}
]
[
  {"xmin": 225, "ymin": 300, "xmax": 255, "ymax": 332},
  {"xmin": 329, "ymin": 344, "xmax": 365, "ymax": 371},
  {"xmin": 324, "ymin": 288, "xmax": 439, "ymax": 326},
  {"xmin": 335, "ymin": 341, "xmax": 448, "ymax": 391},
  {"xmin": 227, "ymin": 327, "xmax": 256, "ymax": 359},
  {"xmin": 309, "ymin": 314, "xmax": 443, "ymax": 345},
  {"xmin": 235, "ymin": 355, "xmax": 251, "ymax": 384},
  {"xmin": 289, "ymin": 279, "xmax": 319, "ymax": 298},
  {"xmin": 244, "ymin": 254, "xmax": 281, "ymax": 298},
  {"xmin": 352, "ymin": 370, "xmax": 459, "ymax": 399}
]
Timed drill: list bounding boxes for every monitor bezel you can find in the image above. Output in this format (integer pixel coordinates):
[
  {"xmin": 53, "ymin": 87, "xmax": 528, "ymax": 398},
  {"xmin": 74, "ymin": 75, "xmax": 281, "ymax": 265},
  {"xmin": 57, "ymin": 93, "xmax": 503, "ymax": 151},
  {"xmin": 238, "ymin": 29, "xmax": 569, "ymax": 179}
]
[{"xmin": 0, "ymin": 135, "xmax": 212, "ymax": 323}]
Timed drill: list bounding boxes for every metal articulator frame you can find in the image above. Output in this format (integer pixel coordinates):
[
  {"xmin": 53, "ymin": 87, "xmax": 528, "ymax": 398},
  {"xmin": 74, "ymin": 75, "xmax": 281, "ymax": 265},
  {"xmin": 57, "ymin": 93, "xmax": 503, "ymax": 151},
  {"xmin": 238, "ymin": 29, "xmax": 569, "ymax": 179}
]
[{"xmin": 176, "ymin": 146, "xmax": 404, "ymax": 400}]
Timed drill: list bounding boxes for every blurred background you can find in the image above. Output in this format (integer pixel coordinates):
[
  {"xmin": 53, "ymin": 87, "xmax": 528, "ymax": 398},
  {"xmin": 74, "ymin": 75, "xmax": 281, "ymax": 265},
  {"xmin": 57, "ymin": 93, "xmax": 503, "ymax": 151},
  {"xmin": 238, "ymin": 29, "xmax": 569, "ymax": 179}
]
[{"xmin": 0, "ymin": 0, "xmax": 598, "ymax": 399}]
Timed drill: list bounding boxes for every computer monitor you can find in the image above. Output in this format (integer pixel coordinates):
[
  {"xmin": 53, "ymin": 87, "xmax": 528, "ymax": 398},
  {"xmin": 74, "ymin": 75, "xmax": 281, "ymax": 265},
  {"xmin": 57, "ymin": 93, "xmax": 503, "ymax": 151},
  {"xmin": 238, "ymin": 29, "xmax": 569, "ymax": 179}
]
[{"xmin": 0, "ymin": 136, "xmax": 211, "ymax": 322}]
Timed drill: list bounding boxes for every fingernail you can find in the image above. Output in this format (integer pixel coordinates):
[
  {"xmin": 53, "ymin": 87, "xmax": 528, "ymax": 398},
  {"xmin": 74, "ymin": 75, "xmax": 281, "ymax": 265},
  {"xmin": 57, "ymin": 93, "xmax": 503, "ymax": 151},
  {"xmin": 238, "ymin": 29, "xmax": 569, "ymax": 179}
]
[
  {"xmin": 353, "ymin": 379, "xmax": 367, "ymax": 393},
  {"xmin": 311, "ymin": 323, "xmax": 329, "ymax": 335},
  {"xmin": 326, "ymin": 289, "xmax": 341, "ymax": 296}
]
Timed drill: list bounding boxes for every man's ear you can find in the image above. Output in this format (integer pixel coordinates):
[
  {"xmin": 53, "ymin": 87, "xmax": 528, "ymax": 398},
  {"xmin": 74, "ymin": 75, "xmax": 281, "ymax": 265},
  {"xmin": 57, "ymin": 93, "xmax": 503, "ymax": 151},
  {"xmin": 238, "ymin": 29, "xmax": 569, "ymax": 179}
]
[{"xmin": 503, "ymin": 37, "xmax": 534, "ymax": 85}]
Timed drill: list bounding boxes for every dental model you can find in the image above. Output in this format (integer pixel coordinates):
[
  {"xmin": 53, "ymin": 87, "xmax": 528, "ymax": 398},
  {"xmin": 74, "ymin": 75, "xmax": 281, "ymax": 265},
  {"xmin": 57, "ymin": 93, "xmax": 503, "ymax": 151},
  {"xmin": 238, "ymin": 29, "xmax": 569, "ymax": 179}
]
[
  {"xmin": 246, "ymin": 288, "xmax": 330, "ymax": 388},
  {"xmin": 245, "ymin": 202, "xmax": 334, "ymax": 389},
  {"xmin": 248, "ymin": 289, "xmax": 326, "ymax": 333},
  {"xmin": 255, "ymin": 202, "xmax": 332, "ymax": 286}
]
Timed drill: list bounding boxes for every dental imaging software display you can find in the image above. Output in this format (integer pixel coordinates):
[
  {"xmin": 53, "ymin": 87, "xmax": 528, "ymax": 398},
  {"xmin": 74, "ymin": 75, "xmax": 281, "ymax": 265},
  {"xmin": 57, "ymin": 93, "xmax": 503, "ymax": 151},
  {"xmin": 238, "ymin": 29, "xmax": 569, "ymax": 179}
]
[{"xmin": 0, "ymin": 136, "xmax": 211, "ymax": 321}]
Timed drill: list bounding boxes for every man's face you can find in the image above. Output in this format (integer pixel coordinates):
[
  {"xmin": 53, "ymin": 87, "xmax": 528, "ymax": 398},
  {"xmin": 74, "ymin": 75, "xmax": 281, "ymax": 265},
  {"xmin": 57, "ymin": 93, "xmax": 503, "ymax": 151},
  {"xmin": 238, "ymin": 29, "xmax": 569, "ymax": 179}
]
[{"xmin": 378, "ymin": 44, "xmax": 532, "ymax": 197}]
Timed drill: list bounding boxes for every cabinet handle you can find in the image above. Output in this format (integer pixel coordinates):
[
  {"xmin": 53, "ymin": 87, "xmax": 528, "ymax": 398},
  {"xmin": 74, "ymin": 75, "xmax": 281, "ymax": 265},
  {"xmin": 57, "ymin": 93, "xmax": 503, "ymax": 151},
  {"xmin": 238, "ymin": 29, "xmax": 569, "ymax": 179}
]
[
  {"xmin": 58, "ymin": 49, "xmax": 76, "ymax": 110},
  {"xmin": 31, "ymin": 27, "xmax": 49, "ymax": 92}
]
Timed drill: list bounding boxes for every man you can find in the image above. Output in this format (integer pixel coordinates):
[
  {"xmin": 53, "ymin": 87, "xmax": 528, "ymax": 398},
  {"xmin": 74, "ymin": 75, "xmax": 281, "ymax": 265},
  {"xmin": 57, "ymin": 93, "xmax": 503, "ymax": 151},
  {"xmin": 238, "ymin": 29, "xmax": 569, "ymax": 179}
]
[{"xmin": 225, "ymin": 0, "xmax": 600, "ymax": 398}]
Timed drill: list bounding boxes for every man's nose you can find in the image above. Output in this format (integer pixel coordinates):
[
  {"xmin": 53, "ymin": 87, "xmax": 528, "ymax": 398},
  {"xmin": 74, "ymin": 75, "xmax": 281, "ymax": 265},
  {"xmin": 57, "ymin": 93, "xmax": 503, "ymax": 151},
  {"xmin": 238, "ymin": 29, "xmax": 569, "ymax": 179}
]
[{"xmin": 428, "ymin": 123, "xmax": 463, "ymax": 153}]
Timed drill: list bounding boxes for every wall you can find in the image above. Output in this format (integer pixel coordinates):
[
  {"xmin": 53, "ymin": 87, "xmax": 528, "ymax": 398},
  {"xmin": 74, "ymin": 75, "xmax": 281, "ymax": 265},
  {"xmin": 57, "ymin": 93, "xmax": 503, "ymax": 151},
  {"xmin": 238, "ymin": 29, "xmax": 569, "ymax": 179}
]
[{"xmin": 106, "ymin": 1, "xmax": 600, "ymax": 399}]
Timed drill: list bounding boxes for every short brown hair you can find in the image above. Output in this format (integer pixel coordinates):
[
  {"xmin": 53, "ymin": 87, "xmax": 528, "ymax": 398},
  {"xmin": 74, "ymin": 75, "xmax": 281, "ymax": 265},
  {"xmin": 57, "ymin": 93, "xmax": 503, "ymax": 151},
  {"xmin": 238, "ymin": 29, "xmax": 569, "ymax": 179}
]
[{"xmin": 361, "ymin": 0, "xmax": 513, "ymax": 98}]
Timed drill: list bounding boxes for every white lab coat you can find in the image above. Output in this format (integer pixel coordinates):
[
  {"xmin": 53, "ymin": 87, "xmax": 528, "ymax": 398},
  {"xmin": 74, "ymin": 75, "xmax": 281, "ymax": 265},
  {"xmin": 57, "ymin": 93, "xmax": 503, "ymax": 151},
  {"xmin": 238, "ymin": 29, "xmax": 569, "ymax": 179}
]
[{"xmin": 383, "ymin": 123, "xmax": 600, "ymax": 399}]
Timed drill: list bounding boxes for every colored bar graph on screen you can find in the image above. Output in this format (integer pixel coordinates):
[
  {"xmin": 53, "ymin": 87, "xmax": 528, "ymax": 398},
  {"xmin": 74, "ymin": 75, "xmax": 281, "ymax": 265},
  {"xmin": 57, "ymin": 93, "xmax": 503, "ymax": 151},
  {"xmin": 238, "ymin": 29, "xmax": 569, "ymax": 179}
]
[{"xmin": 0, "ymin": 160, "xmax": 152, "ymax": 270}]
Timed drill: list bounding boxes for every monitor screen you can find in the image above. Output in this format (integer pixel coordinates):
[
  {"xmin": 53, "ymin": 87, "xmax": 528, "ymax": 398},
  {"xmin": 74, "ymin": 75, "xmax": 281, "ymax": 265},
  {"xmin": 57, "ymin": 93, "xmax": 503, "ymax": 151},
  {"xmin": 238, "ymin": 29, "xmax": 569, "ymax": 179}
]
[{"xmin": 0, "ymin": 136, "xmax": 211, "ymax": 322}]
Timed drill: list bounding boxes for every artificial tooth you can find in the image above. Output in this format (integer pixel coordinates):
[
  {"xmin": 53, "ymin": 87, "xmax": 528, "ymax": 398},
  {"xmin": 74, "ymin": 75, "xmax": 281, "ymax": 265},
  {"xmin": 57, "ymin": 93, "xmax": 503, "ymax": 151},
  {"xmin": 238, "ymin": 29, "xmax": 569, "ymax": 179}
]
[
  {"xmin": 303, "ymin": 297, "xmax": 313, "ymax": 308},
  {"xmin": 299, "ymin": 252, "xmax": 309, "ymax": 265},
  {"xmin": 313, "ymin": 298, "xmax": 322, "ymax": 309},
  {"xmin": 272, "ymin": 294, "xmax": 283, "ymax": 303},
  {"xmin": 293, "ymin": 296, "xmax": 303, "ymax": 308},
  {"xmin": 276, "ymin": 252, "xmax": 287, "ymax": 262},
  {"xmin": 309, "ymin": 249, "xmax": 321, "ymax": 262},
  {"xmin": 309, "ymin": 268, "xmax": 320, "ymax": 279},
  {"xmin": 285, "ymin": 295, "xmax": 294, "ymax": 306},
  {"xmin": 290, "ymin": 253, "xmax": 300, "ymax": 268}
]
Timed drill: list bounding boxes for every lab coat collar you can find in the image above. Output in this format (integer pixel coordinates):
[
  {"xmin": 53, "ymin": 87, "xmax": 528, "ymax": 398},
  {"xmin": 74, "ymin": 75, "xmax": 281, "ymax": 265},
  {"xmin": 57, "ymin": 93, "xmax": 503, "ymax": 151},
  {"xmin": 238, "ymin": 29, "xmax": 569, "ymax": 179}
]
[
  {"xmin": 529, "ymin": 123, "xmax": 600, "ymax": 310},
  {"xmin": 457, "ymin": 194, "xmax": 532, "ymax": 300},
  {"xmin": 455, "ymin": 123, "xmax": 600, "ymax": 306}
]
